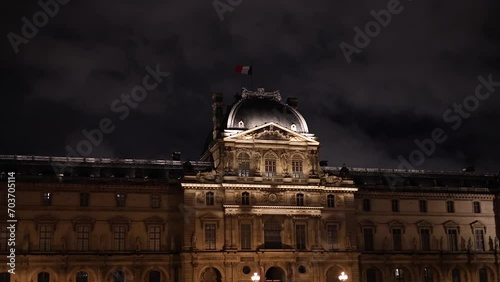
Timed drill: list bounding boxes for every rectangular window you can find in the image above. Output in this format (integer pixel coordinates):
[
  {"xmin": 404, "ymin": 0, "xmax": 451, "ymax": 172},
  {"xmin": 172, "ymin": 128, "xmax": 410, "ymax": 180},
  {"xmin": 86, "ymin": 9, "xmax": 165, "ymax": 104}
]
[
  {"xmin": 391, "ymin": 200, "xmax": 399, "ymax": 212},
  {"xmin": 148, "ymin": 226, "xmax": 161, "ymax": 251},
  {"xmin": 291, "ymin": 160, "xmax": 303, "ymax": 178},
  {"xmin": 206, "ymin": 192, "xmax": 214, "ymax": 206},
  {"xmin": 42, "ymin": 192, "xmax": 52, "ymax": 206},
  {"xmin": 241, "ymin": 223, "xmax": 251, "ymax": 249},
  {"xmin": 326, "ymin": 224, "xmax": 338, "ymax": 250},
  {"xmin": 327, "ymin": 195, "xmax": 335, "ymax": 208},
  {"xmin": 39, "ymin": 225, "xmax": 53, "ymax": 251},
  {"xmin": 0, "ymin": 225, "xmax": 7, "ymax": 251},
  {"xmin": 295, "ymin": 224, "xmax": 306, "ymax": 250},
  {"xmin": 80, "ymin": 192, "xmax": 89, "ymax": 207},
  {"xmin": 475, "ymin": 229, "xmax": 485, "ymax": 251},
  {"xmin": 241, "ymin": 192, "xmax": 250, "ymax": 205},
  {"xmin": 473, "ymin": 202, "xmax": 481, "ymax": 213},
  {"xmin": 447, "ymin": 229, "xmax": 458, "ymax": 251},
  {"xmin": 113, "ymin": 226, "xmax": 126, "ymax": 251},
  {"xmin": 76, "ymin": 225, "xmax": 90, "ymax": 251},
  {"xmin": 420, "ymin": 228, "xmax": 431, "ymax": 251},
  {"xmin": 363, "ymin": 199, "xmax": 371, "ymax": 212},
  {"xmin": 447, "ymin": 201, "xmax": 455, "ymax": 213},
  {"xmin": 392, "ymin": 228, "xmax": 402, "ymax": 250},
  {"xmin": 419, "ymin": 200, "xmax": 427, "ymax": 213},
  {"xmin": 238, "ymin": 155, "xmax": 250, "ymax": 177},
  {"xmin": 116, "ymin": 193, "xmax": 126, "ymax": 207},
  {"xmin": 296, "ymin": 194, "xmax": 304, "ymax": 206},
  {"xmin": 363, "ymin": 228, "xmax": 374, "ymax": 251},
  {"xmin": 205, "ymin": 224, "xmax": 216, "ymax": 250},
  {"xmin": 264, "ymin": 159, "xmax": 277, "ymax": 177},
  {"xmin": 150, "ymin": 194, "xmax": 161, "ymax": 208}
]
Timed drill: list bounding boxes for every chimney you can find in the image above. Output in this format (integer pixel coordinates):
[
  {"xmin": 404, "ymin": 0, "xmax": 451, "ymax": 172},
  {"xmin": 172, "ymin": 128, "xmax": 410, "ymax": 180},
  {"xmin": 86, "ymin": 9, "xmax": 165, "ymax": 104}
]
[
  {"xmin": 287, "ymin": 97, "xmax": 298, "ymax": 109},
  {"xmin": 212, "ymin": 93, "xmax": 224, "ymax": 140},
  {"xmin": 172, "ymin": 151, "xmax": 181, "ymax": 161}
]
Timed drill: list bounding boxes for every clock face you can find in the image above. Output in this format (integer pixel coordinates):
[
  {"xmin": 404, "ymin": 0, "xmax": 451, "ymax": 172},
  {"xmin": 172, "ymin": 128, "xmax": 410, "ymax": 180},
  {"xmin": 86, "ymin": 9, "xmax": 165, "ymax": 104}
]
[{"xmin": 268, "ymin": 193, "xmax": 277, "ymax": 202}]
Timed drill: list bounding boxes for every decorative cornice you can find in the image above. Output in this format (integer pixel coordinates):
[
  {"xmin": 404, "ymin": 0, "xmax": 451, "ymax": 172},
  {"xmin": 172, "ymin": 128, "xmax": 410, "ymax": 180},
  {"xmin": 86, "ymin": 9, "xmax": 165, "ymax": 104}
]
[{"xmin": 223, "ymin": 205, "xmax": 322, "ymax": 217}]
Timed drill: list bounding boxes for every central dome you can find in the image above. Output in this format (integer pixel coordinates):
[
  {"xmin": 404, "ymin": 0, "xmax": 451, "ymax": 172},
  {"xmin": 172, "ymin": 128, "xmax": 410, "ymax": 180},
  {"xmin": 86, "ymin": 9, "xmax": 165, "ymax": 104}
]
[{"xmin": 226, "ymin": 88, "xmax": 309, "ymax": 133}]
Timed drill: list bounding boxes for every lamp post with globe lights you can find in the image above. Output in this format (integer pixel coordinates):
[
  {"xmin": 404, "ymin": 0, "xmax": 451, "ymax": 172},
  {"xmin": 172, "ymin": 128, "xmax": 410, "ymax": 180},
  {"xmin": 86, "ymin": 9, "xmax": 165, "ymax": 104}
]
[
  {"xmin": 338, "ymin": 271, "xmax": 348, "ymax": 281},
  {"xmin": 251, "ymin": 272, "xmax": 260, "ymax": 281}
]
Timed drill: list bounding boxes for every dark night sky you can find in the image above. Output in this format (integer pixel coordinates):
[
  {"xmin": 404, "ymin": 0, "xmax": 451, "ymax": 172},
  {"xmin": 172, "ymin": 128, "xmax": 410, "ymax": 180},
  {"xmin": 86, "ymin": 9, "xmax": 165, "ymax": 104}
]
[{"xmin": 1, "ymin": 0, "xmax": 499, "ymax": 172}]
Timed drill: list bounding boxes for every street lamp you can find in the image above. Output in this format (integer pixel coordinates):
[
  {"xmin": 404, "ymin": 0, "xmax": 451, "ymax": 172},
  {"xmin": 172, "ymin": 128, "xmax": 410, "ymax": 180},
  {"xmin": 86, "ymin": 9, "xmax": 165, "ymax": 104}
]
[
  {"xmin": 338, "ymin": 271, "xmax": 348, "ymax": 281},
  {"xmin": 251, "ymin": 272, "xmax": 260, "ymax": 281}
]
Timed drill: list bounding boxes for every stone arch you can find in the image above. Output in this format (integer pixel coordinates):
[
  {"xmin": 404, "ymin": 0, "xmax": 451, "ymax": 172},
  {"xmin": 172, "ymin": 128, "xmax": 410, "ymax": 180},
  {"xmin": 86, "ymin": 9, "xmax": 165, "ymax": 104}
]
[
  {"xmin": 421, "ymin": 265, "xmax": 442, "ymax": 282},
  {"xmin": 141, "ymin": 266, "xmax": 170, "ymax": 282},
  {"xmin": 476, "ymin": 265, "xmax": 496, "ymax": 282},
  {"xmin": 200, "ymin": 267, "xmax": 222, "ymax": 282},
  {"xmin": 448, "ymin": 266, "xmax": 469, "ymax": 282},
  {"xmin": 105, "ymin": 267, "xmax": 135, "ymax": 281},
  {"xmin": 392, "ymin": 266, "xmax": 413, "ymax": 281},
  {"xmin": 29, "ymin": 267, "xmax": 60, "ymax": 282},
  {"xmin": 265, "ymin": 266, "xmax": 286, "ymax": 282},
  {"xmin": 361, "ymin": 266, "xmax": 383, "ymax": 282},
  {"xmin": 67, "ymin": 268, "xmax": 98, "ymax": 282},
  {"xmin": 325, "ymin": 265, "xmax": 349, "ymax": 282}
]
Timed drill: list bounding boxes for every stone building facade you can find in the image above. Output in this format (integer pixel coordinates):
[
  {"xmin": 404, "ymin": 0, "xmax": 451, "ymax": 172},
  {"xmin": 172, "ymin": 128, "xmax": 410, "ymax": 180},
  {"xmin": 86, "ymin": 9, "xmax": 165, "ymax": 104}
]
[{"xmin": 0, "ymin": 88, "xmax": 499, "ymax": 282}]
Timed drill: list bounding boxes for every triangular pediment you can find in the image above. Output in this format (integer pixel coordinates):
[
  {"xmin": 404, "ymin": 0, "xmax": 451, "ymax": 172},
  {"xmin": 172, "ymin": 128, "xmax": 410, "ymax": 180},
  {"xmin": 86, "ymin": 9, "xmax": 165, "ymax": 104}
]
[{"xmin": 224, "ymin": 122, "xmax": 318, "ymax": 144}]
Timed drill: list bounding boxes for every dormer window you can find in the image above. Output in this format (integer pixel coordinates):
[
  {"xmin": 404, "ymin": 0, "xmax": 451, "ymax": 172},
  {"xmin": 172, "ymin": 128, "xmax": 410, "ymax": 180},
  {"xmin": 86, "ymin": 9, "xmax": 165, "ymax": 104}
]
[
  {"xmin": 238, "ymin": 120, "xmax": 245, "ymax": 128},
  {"xmin": 291, "ymin": 123, "xmax": 297, "ymax": 131}
]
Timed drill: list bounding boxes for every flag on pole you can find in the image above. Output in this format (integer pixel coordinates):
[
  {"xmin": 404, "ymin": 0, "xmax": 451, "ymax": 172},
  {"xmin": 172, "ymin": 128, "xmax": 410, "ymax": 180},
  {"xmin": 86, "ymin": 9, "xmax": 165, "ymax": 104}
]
[{"xmin": 235, "ymin": 65, "xmax": 252, "ymax": 75}]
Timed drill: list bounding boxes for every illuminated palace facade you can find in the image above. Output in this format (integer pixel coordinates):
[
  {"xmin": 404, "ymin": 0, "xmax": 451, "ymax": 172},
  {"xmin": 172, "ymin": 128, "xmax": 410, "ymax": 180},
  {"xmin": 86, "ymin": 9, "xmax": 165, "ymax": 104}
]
[{"xmin": 1, "ymin": 88, "xmax": 500, "ymax": 282}]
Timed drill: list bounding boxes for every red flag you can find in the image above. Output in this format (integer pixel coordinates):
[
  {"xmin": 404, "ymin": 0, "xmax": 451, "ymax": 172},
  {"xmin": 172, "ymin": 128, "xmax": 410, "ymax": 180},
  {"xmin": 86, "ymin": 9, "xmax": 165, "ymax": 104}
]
[{"xmin": 235, "ymin": 65, "xmax": 252, "ymax": 75}]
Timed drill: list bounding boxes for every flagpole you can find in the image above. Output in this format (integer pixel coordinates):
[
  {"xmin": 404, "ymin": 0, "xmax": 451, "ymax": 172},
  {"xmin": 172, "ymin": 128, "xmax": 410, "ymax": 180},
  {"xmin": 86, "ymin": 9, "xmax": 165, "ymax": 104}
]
[{"xmin": 251, "ymin": 59, "xmax": 253, "ymax": 90}]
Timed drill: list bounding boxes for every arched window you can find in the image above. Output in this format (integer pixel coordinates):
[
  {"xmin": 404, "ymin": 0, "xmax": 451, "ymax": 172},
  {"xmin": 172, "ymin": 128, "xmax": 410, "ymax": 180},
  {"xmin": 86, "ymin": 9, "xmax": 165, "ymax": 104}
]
[
  {"xmin": 76, "ymin": 271, "xmax": 88, "ymax": 282},
  {"xmin": 149, "ymin": 271, "xmax": 161, "ymax": 282},
  {"xmin": 291, "ymin": 156, "xmax": 303, "ymax": 178},
  {"xmin": 241, "ymin": 192, "xmax": 250, "ymax": 205},
  {"xmin": 296, "ymin": 193, "xmax": 304, "ymax": 206},
  {"xmin": 264, "ymin": 219, "xmax": 282, "ymax": 249},
  {"xmin": 479, "ymin": 268, "xmax": 488, "ymax": 282},
  {"xmin": 366, "ymin": 269, "xmax": 377, "ymax": 282},
  {"xmin": 423, "ymin": 268, "xmax": 433, "ymax": 282},
  {"xmin": 206, "ymin": 192, "xmax": 214, "ymax": 206},
  {"xmin": 452, "ymin": 268, "xmax": 461, "ymax": 282},
  {"xmin": 327, "ymin": 194, "xmax": 335, "ymax": 208},
  {"xmin": 38, "ymin": 272, "xmax": 50, "ymax": 282},
  {"xmin": 395, "ymin": 268, "xmax": 405, "ymax": 282},
  {"xmin": 0, "ymin": 272, "xmax": 11, "ymax": 282},
  {"xmin": 113, "ymin": 271, "xmax": 125, "ymax": 282},
  {"xmin": 264, "ymin": 156, "xmax": 277, "ymax": 177},
  {"xmin": 238, "ymin": 153, "xmax": 250, "ymax": 177}
]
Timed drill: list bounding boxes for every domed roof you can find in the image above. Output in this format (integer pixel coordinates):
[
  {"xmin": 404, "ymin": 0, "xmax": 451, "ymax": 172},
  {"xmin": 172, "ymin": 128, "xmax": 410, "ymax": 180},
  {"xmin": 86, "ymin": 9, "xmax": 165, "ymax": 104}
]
[{"xmin": 226, "ymin": 88, "xmax": 309, "ymax": 133}]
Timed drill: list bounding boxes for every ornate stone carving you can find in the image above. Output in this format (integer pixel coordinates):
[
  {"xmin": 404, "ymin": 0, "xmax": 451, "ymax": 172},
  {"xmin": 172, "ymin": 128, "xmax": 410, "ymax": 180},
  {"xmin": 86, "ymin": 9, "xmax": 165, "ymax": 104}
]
[
  {"xmin": 253, "ymin": 153, "xmax": 262, "ymax": 173},
  {"xmin": 215, "ymin": 192, "xmax": 223, "ymax": 204},
  {"xmin": 196, "ymin": 169, "xmax": 217, "ymax": 182},
  {"xmin": 321, "ymin": 173, "xmax": 343, "ymax": 185},
  {"xmin": 255, "ymin": 129, "xmax": 289, "ymax": 140},
  {"xmin": 196, "ymin": 193, "xmax": 205, "ymax": 204},
  {"xmin": 241, "ymin": 87, "xmax": 281, "ymax": 102},
  {"xmin": 262, "ymin": 192, "xmax": 284, "ymax": 204},
  {"xmin": 280, "ymin": 153, "xmax": 289, "ymax": 174},
  {"xmin": 234, "ymin": 192, "xmax": 241, "ymax": 204},
  {"xmin": 224, "ymin": 147, "xmax": 233, "ymax": 171}
]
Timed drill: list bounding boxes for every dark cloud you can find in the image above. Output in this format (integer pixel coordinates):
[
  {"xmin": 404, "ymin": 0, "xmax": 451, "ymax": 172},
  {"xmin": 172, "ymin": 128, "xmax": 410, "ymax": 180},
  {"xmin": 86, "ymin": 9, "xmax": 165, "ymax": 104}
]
[{"xmin": 1, "ymin": 0, "xmax": 499, "ymax": 172}]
